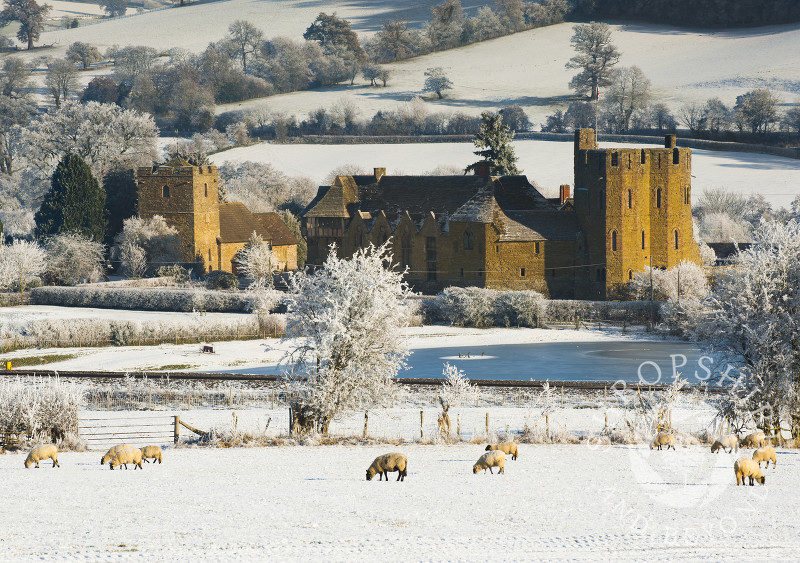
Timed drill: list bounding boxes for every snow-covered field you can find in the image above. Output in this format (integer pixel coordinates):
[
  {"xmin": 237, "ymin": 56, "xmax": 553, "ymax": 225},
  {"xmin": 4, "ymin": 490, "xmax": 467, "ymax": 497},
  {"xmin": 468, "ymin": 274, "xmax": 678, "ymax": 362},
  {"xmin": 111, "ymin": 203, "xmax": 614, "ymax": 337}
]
[
  {"xmin": 211, "ymin": 138, "xmax": 800, "ymax": 208},
  {"xmin": 2, "ymin": 443, "xmax": 797, "ymax": 560}
]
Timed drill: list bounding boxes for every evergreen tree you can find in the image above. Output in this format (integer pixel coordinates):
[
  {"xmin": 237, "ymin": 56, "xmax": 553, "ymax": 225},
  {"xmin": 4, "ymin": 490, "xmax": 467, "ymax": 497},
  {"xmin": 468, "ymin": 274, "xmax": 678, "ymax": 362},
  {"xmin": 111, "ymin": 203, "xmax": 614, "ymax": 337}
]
[
  {"xmin": 465, "ymin": 111, "xmax": 520, "ymax": 176},
  {"xmin": 35, "ymin": 153, "xmax": 106, "ymax": 241},
  {"xmin": 103, "ymin": 168, "xmax": 137, "ymax": 246}
]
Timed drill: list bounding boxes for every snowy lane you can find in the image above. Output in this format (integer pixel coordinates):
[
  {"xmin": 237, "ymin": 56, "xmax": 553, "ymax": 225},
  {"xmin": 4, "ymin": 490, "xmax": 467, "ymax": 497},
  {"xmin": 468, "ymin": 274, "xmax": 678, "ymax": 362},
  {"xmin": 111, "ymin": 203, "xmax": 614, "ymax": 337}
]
[{"xmin": 2, "ymin": 444, "xmax": 798, "ymax": 560}]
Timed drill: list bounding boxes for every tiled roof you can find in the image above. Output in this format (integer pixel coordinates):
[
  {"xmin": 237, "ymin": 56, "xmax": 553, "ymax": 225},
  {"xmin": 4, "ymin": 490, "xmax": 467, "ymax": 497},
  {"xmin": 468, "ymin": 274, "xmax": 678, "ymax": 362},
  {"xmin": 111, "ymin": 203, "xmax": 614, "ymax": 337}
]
[
  {"xmin": 498, "ymin": 210, "xmax": 582, "ymax": 242},
  {"xmin": 219, "ymin": 203, "xmax": 297, "ymax": 246}
]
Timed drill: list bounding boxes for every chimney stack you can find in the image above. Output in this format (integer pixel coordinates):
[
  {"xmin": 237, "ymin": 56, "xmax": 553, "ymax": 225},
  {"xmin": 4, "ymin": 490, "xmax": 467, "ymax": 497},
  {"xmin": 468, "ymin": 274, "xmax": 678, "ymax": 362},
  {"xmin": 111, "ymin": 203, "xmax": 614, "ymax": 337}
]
[
  {"xmin": 665, "ymin": 134, "xmax": 676, "ymax": 149},
  {"xmin": 474, "ymin": 161, "xmax": 491, "ymax": 180},
  {"xmin": 374, "ymin": 167, "xmax": 386, "ymax": 181},
  {"xmin": 559, "ymin": 184, "xmax": 571, "ymax": 204}
]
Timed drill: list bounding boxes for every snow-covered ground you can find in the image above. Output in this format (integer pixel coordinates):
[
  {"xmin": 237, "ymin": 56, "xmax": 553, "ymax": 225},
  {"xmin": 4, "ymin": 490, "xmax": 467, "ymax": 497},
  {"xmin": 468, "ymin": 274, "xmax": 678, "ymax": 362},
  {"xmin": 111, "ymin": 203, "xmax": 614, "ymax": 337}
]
[
  {"xmin": 1, "ymin": 443, "xmax": 796, "ymax": 560},
  {"xmin": 211, "ymin": 138, "xmax": 800, "ymax": 208}
]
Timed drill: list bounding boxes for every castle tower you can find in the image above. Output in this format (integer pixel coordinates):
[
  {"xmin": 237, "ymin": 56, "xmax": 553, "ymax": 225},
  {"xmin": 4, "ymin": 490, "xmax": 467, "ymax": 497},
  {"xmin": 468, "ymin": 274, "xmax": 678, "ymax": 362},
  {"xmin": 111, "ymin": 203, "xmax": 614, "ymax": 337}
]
[
  {"xmin": 136, "ymin": 157, "xmax": 221, "ymax": 271},
  {"xmin": 573, "ymin": 130, "xmax": 700, "ymax": 299}
]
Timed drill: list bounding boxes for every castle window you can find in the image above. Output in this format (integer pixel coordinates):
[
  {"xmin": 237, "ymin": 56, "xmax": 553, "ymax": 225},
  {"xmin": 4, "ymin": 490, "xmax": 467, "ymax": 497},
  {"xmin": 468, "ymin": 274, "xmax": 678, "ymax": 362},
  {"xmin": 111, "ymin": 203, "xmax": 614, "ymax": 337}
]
[
  {"xmin": 204, "ymin": 183, "xmax": 208, "ymax": 197},
  {"xmin": 162, "ymin": 185, "xmax": 170, "ymax": 198},
  {"xmin": 641, "ymin": 230, "xmax": 646, "ymax": 250},
  {"xmin": 658, "ymin": 154, "xmax": 662, "ymax": 168},
  {"xmin": 627, "ymin": 190, "xmax": 632, "ymax": 209},
  {"xmin": 611, "ymin": 152, "xmax": 618, "ymax": 166},
  {"xmin": 534, "ymin": 242, "xmax": 540, "ymax": 254},
  {"xmin": 495, "ymin": 245, "xmax": 499, "ymax": 253},
  {"xmin": 627, "ymin": 154, "xmax": 632, "ymax": 169},
  {"xmin": 656, "ymin": 188, "xmax": 662, "ymax": 209},
  {"xmin": 520, "ymin": 267, "xmax": 526, "ymax": 278},
  {"xmin": 684, "ymin": 186, "xmax": 690, "ymax": 205},
  {"xmin": 674, "ymin": 229, "xmax": 679, "ymax": 250},
  {"xmin": 673, "ymin": 148, "xmax": 680, "ymax": 165},
  {"xmin": 611, "ymin": 230, "xmax": 617, "ymax": 252},
  {"xmin": 426, "ymin": 237, "xmax": 437, "ymax": 282},
  {"xmin": 463, "ymin": 229, "xmax": 474, "ymax": 250},
  {"xmin": 641, "ymin": 149, "xmax": 646, "ymax": 164},
  {"xmin": 628, "ymin": 269, "xmax": 633, "ymax": 281}
]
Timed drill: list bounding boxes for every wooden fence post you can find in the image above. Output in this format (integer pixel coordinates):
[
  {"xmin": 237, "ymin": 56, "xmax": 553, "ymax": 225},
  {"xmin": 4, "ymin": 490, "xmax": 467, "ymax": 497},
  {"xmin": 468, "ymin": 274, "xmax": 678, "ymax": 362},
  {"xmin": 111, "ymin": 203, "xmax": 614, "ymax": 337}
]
[
  {"xmin": 363, "ymin": 412, "xmax": 368, "ymax": 438},
  {"xmin": 173, "ymin": 415, "xmax": 180, "ymax": 444},
  {"xmin": 420, "ymin": 410, "xmax": 424, "ymax": 440},
  {"xmin": 546, "ymin": 414, "xmax": 550, "ymax": 441},
  {"xmin": 457, "ymin": 414, "xmax": 461, "ymax": 438},
  {"xmin": 485, "ymin": 412, "xmax": 489, "ymax": 436}
]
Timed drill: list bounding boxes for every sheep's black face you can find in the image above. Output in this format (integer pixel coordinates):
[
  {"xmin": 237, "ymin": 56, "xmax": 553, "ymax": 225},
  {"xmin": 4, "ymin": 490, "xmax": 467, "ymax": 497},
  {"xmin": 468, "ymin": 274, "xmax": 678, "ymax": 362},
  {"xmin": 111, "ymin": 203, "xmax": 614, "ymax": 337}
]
[
  {"xmin": 366, "ymin": 470, "xmax": 373, "ymax": 481},
  {"xmin": 485, "ymin": 445, "xmax": 491, "ymax": 451},
  {"xmin": 759, "ymin": 476, "xmax": 766, "ymax": 484}
]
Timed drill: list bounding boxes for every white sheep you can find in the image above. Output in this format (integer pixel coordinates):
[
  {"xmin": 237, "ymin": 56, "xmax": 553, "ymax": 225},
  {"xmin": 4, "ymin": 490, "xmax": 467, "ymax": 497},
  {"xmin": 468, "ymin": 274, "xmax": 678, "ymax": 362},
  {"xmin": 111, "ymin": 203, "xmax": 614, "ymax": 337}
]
[
  {"xmin": 710, "ymin": 434, "xmax": 739, "ymax": 453},
  {"xmin": 752, "ymin": 446, "xmax": 777, "ymax": 469},
  {"xmin": 473, "ymin": 450, "xmax": 505, "ymax": 474},
  {"xmin": 650, "ymin": 432, "xmax": 675, "ymax": 451},
  {"xmin": 734, "ymin": 457, "xmax": 765, "ymax": 486},
  {"xmin": 109, "ymin": 447, "xmax": 143, "ymax": 470},
  {"xmin": 101, "ymin": 444, "xmax": 134, "ymax": 465},
  {"xmin": 366, "ymin": 453, "xmax": 407, "ymax": 481},
  {"xmin": 24, "ymin": 444, "xmax": 60, "ymax": 468},
  {"xmin": 741, "ymin": 431, "xmax": 766, "ymax": 448},
  {"xmin": 486, "ymin": 442, "xmax": 518, "ymax": 460},
  {"xmin": 140, "ymin": 445, "xmax": 163, "ymax": 464}
]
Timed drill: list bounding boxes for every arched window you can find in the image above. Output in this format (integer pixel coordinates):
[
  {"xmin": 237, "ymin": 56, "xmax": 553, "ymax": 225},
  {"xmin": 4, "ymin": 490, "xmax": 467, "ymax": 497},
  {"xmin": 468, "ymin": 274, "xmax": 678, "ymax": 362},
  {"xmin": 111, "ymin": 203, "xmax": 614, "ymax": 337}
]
[
  {"xmin": 628, "ymin": 269, "xmax": 633, "ymax": 281},
  {"xmin": 463, "ymin": 229, "xmax": 474, "ymax": 250},
  {"xmin": 674, "ymin": 229, "xmax": 679, "ymax": 250},
  {"xmin": 204, "ymin": 183, "xmax": 208, "ymax": 197},
  {"xmin": 627, "ymin": 190, "xmax": 632, "ymax": 209},
  {"xmin": 656, "ymin": 188, "xmax": 662, "ymax": 209},
  {"xmin": 611, "ymin": 230, "xmax": 617, "ymax": 252},
  {"xmin": 641, "ymin": 230, "xmax": 646, "ymax": 250},
  {"xmin": 162, "ymin": 185, "xmax": 170, "ymax": 198}
]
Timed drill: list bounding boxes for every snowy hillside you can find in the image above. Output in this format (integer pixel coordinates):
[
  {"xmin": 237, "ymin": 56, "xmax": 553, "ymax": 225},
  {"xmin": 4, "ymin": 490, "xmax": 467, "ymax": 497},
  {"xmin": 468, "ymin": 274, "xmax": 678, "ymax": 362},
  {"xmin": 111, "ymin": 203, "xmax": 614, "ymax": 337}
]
[{"xmin": 210, "ymin": 138, "xmax": 800, "ymax": 209}]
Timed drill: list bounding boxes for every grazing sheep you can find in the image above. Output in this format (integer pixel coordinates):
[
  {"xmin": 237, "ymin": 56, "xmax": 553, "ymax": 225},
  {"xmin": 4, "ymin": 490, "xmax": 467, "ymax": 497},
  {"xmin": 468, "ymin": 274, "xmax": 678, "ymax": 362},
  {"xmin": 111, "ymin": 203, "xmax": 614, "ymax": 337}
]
[
  {"xmin": 752, "ymin": 446, "xmax": 777, "ymax": 469},
  {"xmin": 473, "ymin": 450, "xmax": 505, "ymax": 475},
  {"xmin": 24, "ymin": 444, "xmax": 60, "ymax": 468},
  {"xmin": 711, "ymin": 434, "xmax": 739, "ymax": 454},
  {"xmin": 109, "ymin": 447, "xmax": 143, "ymax": 470},
  {"xmin": 650, "ymin": 432, "xmax": 675, "ymax": 451},
  {"xmin": 486, "ymin": 442, "xmax": 518, "ymax": 460},
  {"xmin": 366, "ymin": 453, "xmax": 407, "ymax": 481},
  {"xmin": 734, "ymin": 457, "xmax": 765, "ymax": 486},
  {"xmin": 741, "ymin": 431, "xmax": 766, "ymax": 448},
  {"xmin": 101, "ymin": 444, "xmax": 134, "ymax": 465},
  {"xmin": 140, "ymin": 445, "xmax": 163, "ymax": 464}
]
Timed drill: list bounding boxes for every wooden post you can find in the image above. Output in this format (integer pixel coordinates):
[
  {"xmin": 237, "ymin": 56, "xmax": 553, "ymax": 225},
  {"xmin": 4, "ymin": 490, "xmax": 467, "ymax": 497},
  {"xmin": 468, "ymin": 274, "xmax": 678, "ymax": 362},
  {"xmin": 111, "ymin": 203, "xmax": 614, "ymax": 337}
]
[
  {"xmin": 485, "ymin": 412, "xmax": 489, "ymax": 436},
  {"xmin": 457, "ymin": 414, "xmax": 461, "ymax": 438},
  {"xmin": 546, "ymin": 414, "xmax": 550, "ymax": 441},
  {"xmin": 576, "ymin": 315, "xmax": 580, "ymax": 330},
  {"xmin": 173, "ymin": 415, "xmax": 180, "ymax": 444},
  {"xmin": 271, "ymin": 389, "xmax": 275, "ymax": 410},
  {"xmin": 420, "ymin": 410, "xmax": 424, "ymax": 440},
  {"xmin": 561, "ymin": 386, "xmax": 564, "ymax": 408},
  {"xmin": 363, "ymin": 412, "xmax": 368, "ymax": 438}
]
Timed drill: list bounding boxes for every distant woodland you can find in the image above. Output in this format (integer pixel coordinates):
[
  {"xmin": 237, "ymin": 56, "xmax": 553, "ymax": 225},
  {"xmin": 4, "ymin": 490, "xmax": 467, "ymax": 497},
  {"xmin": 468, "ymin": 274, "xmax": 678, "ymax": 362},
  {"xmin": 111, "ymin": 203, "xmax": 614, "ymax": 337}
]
[{"xmin": 576, "ymin": 0, "xmax": 800, "ymax": 28}]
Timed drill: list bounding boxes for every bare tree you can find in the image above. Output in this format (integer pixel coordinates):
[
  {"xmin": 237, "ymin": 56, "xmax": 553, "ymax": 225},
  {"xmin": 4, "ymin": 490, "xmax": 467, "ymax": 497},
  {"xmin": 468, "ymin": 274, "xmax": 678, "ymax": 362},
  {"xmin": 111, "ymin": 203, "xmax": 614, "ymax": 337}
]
[
  {"xmin": 678, "ymin": 102, "xmax": 706, "ymax": 134},
  {"xmin": 226, "ymin": 20, "xmax": 264, "ymax": 74},
  {"xmin": 45, "ymin": 58, "xmax": 78, "ymax": 108},
  {"xmin": 565, "ymin": 22, "xmax": 620, "ymax": 100},
  {"xmin": 605, "ymin": 65, "xmax": 651, "ymax": 133}
]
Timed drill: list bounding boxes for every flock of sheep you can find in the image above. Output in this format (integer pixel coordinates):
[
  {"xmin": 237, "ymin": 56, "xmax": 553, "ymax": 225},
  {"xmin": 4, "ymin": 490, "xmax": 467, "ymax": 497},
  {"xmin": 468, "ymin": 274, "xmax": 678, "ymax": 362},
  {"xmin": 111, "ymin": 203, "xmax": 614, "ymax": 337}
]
[
  {"xmin": 21, "ymin": 432, "xmax": 780, "ymax": 486},
  {"xmin": 651, "ymin": 430, "xmax": 777, "ymax": 486},
  {"xmin": 23, "ymin": 443, "xmax": 163, "ymax": 470},
  {"xmin": 365, "ymin": 442, "xmax": 519, "ymax": 481}
]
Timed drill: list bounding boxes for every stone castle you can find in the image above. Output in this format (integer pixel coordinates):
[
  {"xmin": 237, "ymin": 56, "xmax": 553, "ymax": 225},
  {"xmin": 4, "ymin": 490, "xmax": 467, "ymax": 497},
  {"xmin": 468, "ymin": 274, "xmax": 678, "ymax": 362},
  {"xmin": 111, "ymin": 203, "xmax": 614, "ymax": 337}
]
[
  {"xmin": 301, "ymin": 129, "xmax": 700, "ymax": 299},
  {"xmin": 136, "ymin": 158, "xmax": 298, "ymax": 274}
]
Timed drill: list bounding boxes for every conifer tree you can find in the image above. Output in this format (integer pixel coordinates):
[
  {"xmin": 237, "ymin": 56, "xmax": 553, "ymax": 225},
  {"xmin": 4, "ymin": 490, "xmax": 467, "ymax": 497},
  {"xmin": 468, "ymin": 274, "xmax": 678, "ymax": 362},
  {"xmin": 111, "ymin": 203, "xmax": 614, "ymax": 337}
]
[
  {"xmin": 35, "ymin": 153, "xmax": 106, "ymax": 241},
  {"xmin": 465, "ymin": 111, "xmax": 520, "ymax": 176}
]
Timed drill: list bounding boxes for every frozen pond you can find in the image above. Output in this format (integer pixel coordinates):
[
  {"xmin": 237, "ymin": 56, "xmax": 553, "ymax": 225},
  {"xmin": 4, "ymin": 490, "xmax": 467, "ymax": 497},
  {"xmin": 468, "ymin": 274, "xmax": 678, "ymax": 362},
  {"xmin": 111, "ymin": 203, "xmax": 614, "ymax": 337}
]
[{"xmin": 401, "ymin": 340, "xmax": 710, "ymax": 384}]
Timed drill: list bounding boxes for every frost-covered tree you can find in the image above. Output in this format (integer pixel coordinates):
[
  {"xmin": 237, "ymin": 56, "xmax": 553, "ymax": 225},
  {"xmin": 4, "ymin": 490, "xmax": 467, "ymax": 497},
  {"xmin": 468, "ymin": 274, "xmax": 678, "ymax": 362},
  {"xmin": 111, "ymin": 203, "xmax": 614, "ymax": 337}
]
[
  {"xmin": 34, "ymin": 153, "xmax": 106, "ymax": 242},
  {"xmin": 99, "ymin": 0, "xmax": 127, "ymax": 17},
  {"xmin": 283, "ymin": 243, "xmax": 412, "ymax": 434},
  {"xmin": 734, "ymin": 88, "xmax": 780, "ymax": 135},
  {"xmin": 604, "ymin": 65, "xmax": 651, "ymax": 133},
  {"xmin": 673, "ymin": 221, "xmax": 800, "ymax": 439},
  {"xmin": 114, "ymin": 216, "xmax": 181, "ymax": 276},
  {"xmin": 565, "ymin": 22, "xmax": 620, "ymax": 100},
  {"xmin": 427, "ymin": 0, "xmax": 464, "ymax": 50},
  {"xmin": 630, "ymin": 260, "xmax": 709, "ymax": 302},
  {"xmin": 219, "ymin": 161, "xmax": 316, "ymax": 213},
  {"xmin": 226, "ymin": 20, "xmax": 263, "ymax": 74},
  {"xmin": 464, "ymin": 111, "xmax": 520, "ymax": 176},
  {"xmin": 43, "ymin": 232, "xmax": 105, "ymax": 285},
  {"xmin": 235, "ymin": 231, "xmax": 278, "ymax": 289},
  {"xmin": 11, "ymin": 101, "xmax": 158, "ymax": 179},
  {"xmin": 44, "ymin": 58, "xmax": 78, "ymax": 109},
  {"xmin": 66, "ymin": 42, "xmax": 102, "ymax": 70},
  {"xmin": 423, "ymin": 67, "xmax": 453, "ymax": 99},
  {"xmin": 439, "ymin": 362, "xmax": 478, "ymax": 410},
  {"xmin": 0, "ymin": 238, "xmax": 45, "ymax": 296},
  {"xmin": 118, "ymin": 240, "xmax": 146, "ymax": 278}
]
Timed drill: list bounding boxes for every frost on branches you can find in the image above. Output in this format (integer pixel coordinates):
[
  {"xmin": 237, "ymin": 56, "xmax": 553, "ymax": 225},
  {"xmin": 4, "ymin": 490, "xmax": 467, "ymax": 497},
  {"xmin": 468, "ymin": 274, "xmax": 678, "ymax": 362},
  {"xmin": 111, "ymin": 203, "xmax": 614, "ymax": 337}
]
[
  {"xmin": 630, "ymin": 260, "xmax": 709, "ymax": 302},
  {"xmin": 677, "ymin": 221, "xmax": 800, "ymax": 439},
  {"xmin": 283, "ymin": 244, "xmax": 412, "ymax": 434},
  {"xmin": 235, "ymin": 232, "xmax": 279, "ymax": 289},
  {"xmin": 0, "ymin": 239, "xmax": 45, "ymax": 296},
  {"xmin": 437, "ymin": 362, "xmax": 478, "ymax": 437}
]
